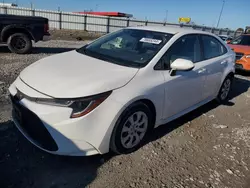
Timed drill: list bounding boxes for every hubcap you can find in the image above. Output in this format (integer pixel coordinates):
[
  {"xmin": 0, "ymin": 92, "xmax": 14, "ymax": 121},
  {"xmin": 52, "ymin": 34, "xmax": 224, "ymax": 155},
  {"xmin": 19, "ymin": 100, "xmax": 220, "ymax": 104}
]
[
  {"xmin": 12, "ymin": 37, "xmax": 26, "ymax": 50},
  {"xmin": 121, "ymin": 111, "xmax": 148, "ymax": 149},
  {"xmin": 221, "ymin": 79, "xmax": 231, "ymax": 100}
]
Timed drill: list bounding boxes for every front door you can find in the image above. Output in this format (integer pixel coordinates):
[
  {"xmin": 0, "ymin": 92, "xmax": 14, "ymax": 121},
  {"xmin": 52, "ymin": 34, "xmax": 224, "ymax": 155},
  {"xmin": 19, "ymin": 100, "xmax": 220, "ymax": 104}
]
[{"xmin": 159, "ymin": 34, "xmax": 206, "ymax": 119}]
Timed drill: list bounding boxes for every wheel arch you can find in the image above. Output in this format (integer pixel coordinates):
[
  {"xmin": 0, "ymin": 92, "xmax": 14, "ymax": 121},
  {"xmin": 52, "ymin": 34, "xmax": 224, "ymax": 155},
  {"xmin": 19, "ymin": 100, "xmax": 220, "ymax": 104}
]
[
  {"xmin": 99, "ymin": 96, "xmax": 158, "ymax": 153},
  {"xmin": 221, "ymin": 71, "xmax": 235, "ymax": 85},
  {"xmin": 107, "ymin": 97, "xmax": 157, "ymax": 154},
  {"xmin": 136, "ymin": 99, "xmax": 156, "ymax": 126},
  {"xmin": 118, "ymin": 97, "xmax": 158, "ymax": 127},
  {"xmin": 1, "ymin": 25, "xmax": 34, "ymax": 42}
]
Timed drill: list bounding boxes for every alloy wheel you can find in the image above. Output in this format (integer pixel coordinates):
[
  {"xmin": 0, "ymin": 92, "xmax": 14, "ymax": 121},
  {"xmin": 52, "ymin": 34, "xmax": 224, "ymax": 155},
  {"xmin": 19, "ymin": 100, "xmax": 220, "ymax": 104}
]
[{"xmin": 120, "ymin": 111, "xmax": 148, "ymax": 149}]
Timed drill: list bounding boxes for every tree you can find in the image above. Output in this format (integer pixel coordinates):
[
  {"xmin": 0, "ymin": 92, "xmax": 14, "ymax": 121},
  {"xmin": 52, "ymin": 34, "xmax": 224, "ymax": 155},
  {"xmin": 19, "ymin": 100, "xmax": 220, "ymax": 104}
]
[
  {"xmin": 245, "ymin": 27, "xmax": 250, "ymax": 34},
  {"xmin": 236, "ymin": 28, "xmax": 244, "ymax": 34}
]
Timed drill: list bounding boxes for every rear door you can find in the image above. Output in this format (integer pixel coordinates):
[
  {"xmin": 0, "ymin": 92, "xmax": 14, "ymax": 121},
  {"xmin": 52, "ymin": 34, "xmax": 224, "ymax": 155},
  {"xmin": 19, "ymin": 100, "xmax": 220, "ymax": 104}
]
[{"xmin": 199, "ymin": 35, "xmax": 229, "ymax": 99}]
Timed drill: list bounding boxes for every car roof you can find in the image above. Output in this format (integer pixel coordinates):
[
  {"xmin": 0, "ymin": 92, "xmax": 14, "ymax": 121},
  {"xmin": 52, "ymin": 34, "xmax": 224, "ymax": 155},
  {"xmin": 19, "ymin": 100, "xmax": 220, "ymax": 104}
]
[{"xmin": 127, "ymin": 25, "xmax": 211, "ymax": 35}]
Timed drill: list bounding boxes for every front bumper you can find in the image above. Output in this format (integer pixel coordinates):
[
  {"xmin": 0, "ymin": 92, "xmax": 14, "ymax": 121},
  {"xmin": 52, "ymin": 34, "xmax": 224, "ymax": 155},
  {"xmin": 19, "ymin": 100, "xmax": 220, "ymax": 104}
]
[
  {"xmin": 11, "ymin": 95, "xmax": 99, "ymax": 156},
  {"xmin": 235, "ymin": 57, "xmax": 250, "ymax": 71},
  {"xmin": 235, "ymin": 63, "xmax": 244, "ymax": 71},
  {"xmin": 9, "ymin": 78, "xmax": 124, "ymax": 156}
]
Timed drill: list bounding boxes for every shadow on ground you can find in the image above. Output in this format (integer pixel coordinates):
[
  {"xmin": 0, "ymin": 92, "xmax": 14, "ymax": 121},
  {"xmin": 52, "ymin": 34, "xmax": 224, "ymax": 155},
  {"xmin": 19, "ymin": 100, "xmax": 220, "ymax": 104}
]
[
  {"xmin": 236, "ymin": 70, "xmax": 250, "ymax": 77},
  {"xmin": 0, "ymin": 120, "xmax": 112, "ymax": 188},
  {"xmin": 0, "ymin": 45, "xmax": 75, "ymax": 54},
  {"xmin": 149, "ymin": 76, "xmax": 250, "ymax": 143}
]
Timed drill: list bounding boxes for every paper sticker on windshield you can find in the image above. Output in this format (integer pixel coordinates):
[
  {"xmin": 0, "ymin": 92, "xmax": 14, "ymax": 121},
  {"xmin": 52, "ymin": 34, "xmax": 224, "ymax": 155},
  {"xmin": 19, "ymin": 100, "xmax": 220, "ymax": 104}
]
[{"xmin": 140, "ymin": 38, "xmax": 162, "ymax": 44}]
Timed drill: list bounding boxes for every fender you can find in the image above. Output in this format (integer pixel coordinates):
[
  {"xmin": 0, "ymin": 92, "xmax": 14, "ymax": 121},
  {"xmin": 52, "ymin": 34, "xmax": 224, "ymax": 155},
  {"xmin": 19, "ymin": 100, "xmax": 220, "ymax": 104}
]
[{"xmin": 1, "ymin": 24, "xmax": 35, "ymax": 42}]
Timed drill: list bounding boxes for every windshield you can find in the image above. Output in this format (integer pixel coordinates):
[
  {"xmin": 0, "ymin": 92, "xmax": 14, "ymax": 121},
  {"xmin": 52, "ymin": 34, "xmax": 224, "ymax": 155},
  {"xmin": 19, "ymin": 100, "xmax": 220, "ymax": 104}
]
[
  {"xmin": 230, "ymin": 35, "xmax": 250, "ymax": 46},
  {"xmin": 76, "ymin": 29, "xmax": 173, "ymax": 68}
]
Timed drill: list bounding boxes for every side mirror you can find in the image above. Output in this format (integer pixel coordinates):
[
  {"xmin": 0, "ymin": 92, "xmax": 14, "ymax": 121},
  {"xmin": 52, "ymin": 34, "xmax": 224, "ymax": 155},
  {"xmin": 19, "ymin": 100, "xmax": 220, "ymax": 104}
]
[{"xmin": 170, "ymin": 58, "xmax": 194, "ymax": 71}]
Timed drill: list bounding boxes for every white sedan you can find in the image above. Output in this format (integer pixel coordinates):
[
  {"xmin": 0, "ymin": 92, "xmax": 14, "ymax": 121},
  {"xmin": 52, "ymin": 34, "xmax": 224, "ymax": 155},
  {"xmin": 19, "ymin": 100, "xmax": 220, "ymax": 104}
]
[{"xmin": 9, "ymin": 26, "xmax": 235, "ymax": 156}]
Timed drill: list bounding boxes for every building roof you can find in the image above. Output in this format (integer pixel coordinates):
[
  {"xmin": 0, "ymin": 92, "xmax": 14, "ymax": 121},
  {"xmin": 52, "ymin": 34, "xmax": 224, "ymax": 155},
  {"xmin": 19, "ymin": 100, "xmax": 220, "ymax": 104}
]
[{"xmin": 74, "ymin": 12, "xmax": 133, "ymax": 17}]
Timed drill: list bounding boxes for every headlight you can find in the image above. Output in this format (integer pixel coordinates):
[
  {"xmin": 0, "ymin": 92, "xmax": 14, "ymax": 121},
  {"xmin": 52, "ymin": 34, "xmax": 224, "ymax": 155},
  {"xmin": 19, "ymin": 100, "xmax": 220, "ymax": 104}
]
[
  {"xmin": 246, "ymin": 55, "xmax": 250, "ymax": 58},
  {"xmin": 35, "ymin": 98, "xmax": 73, "ymax": 106},
  {"xmin": 35, "ymin": 91, "xmax": 112, "ymax": 118}
]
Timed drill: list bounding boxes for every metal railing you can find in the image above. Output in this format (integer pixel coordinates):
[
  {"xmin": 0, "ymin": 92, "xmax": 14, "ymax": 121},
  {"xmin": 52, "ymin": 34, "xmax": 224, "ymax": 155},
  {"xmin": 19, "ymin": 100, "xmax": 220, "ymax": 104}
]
[{"xmin": 0, "ymin": 5, "xmax": 241, "ymax": 37}]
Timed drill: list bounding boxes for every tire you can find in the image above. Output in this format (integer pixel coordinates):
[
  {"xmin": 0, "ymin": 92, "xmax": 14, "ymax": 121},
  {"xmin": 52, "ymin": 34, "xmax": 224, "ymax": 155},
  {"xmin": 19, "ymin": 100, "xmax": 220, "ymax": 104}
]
[
  {"xmin": 216, "ymin": 75, "xmax": 233, "ymax": 103},
  {"xmin": 7, "ymin": 33, "xmax": 32, "ymax": 54},
  {"xmin": 110, "ymin": 102, "xmax": 154, "ymax": 154}
]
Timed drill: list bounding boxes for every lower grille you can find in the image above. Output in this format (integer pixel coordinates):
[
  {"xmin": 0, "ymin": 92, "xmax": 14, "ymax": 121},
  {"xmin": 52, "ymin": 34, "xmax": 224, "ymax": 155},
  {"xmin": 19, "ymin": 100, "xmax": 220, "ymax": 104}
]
[
  {"xmin": 235, "ymin": 53, "xmax": 244, "ymax": 60},
  {"xmin": 235, "ymin": 63, "xmax": 243, "ymax": 70},
  {"xmin": 11, "ymin": 95, "xmax": 58, "ymax": 151}
]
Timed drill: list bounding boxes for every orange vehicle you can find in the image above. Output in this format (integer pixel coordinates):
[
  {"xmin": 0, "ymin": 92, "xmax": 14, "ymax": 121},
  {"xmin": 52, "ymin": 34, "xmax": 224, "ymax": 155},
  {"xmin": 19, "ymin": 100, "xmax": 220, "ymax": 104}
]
[{"xmin": 228, "ymin": 34, "xmax": 250, "ymax": 71}]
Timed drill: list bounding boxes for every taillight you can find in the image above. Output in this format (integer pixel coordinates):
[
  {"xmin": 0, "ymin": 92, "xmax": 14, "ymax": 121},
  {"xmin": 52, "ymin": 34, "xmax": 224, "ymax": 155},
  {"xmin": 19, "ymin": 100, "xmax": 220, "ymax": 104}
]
[{"xmin": 44, "ymin": 23, "xmax": 49, "ymax": 32}]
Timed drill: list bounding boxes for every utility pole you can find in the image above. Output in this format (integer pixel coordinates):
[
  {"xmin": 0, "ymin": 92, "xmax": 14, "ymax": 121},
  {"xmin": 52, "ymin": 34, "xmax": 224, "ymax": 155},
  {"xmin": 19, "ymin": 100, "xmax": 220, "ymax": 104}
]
[
  {"xmin": 164, "ymin": 10, "xmax": 168, "ymax": 22},
  {"xmin": 216, "ymin": 0, "xmax": 225, "ymax": 28}
]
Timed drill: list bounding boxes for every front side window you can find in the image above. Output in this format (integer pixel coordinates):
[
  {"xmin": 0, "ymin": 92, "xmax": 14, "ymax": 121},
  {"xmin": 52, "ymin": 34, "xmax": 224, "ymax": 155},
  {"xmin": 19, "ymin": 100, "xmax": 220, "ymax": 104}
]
[
  {"xmin": 201, "ymin": 35, "xmax": 227, "ymax": 59},
  {"xmin": 159, "ymin": 35, "xmax": 201, "ymax": 70},
  {"xmin": 76, "ymin": 29, "xmax": 173, "ymax": 68},
  {"xmin": 230, "ymin": 35, "xmax": 250, "ymax": 46}
]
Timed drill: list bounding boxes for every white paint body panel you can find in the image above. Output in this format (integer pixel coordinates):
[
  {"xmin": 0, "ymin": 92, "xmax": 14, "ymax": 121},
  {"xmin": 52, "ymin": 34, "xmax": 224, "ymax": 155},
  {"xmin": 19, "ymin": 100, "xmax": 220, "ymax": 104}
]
[{"xmin": 9, "ymin": 26, "xmax": 235, "ymax": 156}]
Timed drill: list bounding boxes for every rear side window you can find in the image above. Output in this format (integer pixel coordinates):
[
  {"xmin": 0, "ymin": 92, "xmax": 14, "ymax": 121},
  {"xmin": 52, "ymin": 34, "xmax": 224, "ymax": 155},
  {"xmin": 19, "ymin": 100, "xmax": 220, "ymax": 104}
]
[{"xmin": 201, "ymin": 35, "xmax": 227, "ymax": 60}]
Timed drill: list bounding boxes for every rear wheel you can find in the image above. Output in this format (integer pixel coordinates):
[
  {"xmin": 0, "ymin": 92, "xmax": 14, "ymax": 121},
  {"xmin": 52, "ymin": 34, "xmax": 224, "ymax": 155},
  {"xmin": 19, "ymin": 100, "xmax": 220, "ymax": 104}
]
[
  {"xmin": 110, "ymin": 102, "xmax": 154, "ymax": 154},
  {"xmin": 217, "ymin": 76, "xmax": 233, "ymax": 103},
  {"xmin": 7, "ymin": 33, "xmax": 32, "ymax": 54}
]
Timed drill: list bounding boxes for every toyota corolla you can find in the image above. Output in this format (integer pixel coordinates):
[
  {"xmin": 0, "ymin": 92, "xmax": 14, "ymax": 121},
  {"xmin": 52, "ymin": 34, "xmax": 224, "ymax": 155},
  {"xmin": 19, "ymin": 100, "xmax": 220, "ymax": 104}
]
[{"xmin": 9, "ymin": 26, "xmax": 235, "ymax": 156}]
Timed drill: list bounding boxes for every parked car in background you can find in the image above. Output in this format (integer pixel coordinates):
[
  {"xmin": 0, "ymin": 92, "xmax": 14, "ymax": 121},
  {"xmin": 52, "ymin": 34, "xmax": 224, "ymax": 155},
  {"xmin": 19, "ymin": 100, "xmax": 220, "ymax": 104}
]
[
  {"xmin": 0, "ymin": 14, "xmax": 50, "ymax": 54},
  {"xmin": 9, "ymin": 26, "xmax": 235, "ymax": 156},
  {"xmin": 218, "ymin": 35, "xmax": 233, "ymax": 43},
  {"xmin": 228, "ymin": 34, "xmax": 250, "ymax": 72}
]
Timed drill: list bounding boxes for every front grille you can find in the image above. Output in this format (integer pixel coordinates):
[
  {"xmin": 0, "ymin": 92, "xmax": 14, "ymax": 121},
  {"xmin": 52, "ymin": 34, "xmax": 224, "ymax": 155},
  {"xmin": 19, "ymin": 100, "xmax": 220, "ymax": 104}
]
[
  {"xmin": 235, "ymin": 52, "xmax": 244, "ymax": 60},
  {"xmin": 10, "ymin": 95, "xmax": 58, "ymax": 151}
]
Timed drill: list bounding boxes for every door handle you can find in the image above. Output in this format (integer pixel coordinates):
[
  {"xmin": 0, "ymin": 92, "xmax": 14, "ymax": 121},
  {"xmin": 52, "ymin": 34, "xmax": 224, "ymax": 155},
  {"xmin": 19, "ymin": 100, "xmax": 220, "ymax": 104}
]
[
  {"xmin": 198, "ymin": 68, "xmax": 206, "ymax": 74},
  {"xmin": 221, "ymin": 60, "xmax": 227, "ymax": 65}
]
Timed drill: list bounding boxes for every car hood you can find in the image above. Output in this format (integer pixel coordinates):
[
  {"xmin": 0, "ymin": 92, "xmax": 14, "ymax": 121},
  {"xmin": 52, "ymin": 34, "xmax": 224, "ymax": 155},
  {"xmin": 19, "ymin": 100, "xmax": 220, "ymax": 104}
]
[
  {"xmin": 228, "ymin": 44, "xmax": 250, "ymax": 54},
  {"xmin": 20, "ymin": 50, "xmax": 139, "ymax": 98}
]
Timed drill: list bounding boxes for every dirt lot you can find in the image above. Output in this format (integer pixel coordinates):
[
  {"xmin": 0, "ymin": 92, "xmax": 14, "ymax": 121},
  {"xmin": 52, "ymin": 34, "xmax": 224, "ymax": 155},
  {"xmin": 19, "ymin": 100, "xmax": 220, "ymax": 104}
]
[
  {"xmin": 49, "ymin": 29, "xmax": 102, "ymax": 41},
  {"xmin": 1, "ymin": 40, "xmax": 250, "ymax": 188}
]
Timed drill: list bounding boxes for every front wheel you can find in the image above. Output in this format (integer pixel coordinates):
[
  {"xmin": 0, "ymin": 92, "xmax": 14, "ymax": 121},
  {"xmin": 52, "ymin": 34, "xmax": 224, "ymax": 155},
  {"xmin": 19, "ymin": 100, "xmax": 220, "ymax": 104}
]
[
  {"xmin": 110, "ymin": 102, "xmax": 154, "ymax": 154},
  {"xmin": 7, "ymin": 33, "xmax": 32, "ymax": 54},
  {"xmin": 216, "ymin": 76, "xmax": 233, "ymax": 103}
]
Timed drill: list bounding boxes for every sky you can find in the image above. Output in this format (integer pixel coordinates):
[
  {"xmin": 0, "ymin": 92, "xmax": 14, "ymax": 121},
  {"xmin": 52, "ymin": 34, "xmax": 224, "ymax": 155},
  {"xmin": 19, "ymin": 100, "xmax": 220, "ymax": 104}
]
[{"xmin": 4, "ymin": 0, "xmax": 250, "ymax": 30}]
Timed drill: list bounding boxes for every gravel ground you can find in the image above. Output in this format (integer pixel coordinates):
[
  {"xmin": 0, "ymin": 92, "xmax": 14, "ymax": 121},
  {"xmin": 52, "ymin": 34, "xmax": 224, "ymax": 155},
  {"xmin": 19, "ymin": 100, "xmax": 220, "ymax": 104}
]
[{"xmin": 1, "ymin": 40, "xmax": 250, "ymax": 188}]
